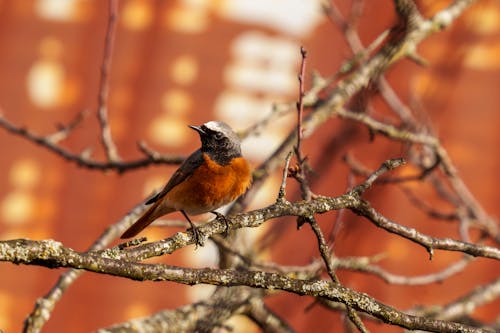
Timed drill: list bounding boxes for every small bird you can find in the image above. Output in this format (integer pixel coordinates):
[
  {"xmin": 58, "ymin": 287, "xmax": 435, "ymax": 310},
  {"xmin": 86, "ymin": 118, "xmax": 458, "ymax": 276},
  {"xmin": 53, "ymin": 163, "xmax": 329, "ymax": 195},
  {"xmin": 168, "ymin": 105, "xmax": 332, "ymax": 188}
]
[{"xmin": 121, "ymin": 121, "xmax": 252, "ymax": 246}]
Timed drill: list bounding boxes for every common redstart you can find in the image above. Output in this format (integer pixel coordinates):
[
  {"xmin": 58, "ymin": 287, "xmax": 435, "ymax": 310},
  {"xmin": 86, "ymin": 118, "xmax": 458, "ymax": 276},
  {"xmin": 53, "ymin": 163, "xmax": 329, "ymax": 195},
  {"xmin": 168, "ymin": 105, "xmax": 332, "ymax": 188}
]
[{"xmin": 121, "ymin": 121, "xmax": 252, "ymax": 246}]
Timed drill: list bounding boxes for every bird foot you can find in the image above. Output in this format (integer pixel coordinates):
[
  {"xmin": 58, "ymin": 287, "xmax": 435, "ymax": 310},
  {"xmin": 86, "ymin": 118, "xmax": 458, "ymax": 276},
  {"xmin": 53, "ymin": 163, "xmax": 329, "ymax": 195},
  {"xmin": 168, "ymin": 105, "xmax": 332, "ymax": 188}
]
[
  {"xmin": 211, "ymin": 211, "xmax": 230, "ymax": 237},
  {"xmin": 187, "ymin": 225, "xmax": 205, "ymax": 248},
  {"xmin": 181, "ymin": 210, "xmax": 205, "ymax": 248}
]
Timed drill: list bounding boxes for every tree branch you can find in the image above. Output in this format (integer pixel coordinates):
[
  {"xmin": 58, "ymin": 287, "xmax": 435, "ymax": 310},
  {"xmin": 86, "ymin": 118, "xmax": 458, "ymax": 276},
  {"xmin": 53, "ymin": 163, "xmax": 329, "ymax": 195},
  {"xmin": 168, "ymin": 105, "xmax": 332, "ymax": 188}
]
[
  {"xmin": 0, "ymin": 112, "xmax": 184, "ymax": 172},
  {"xmin": 0, "ymin": 241, "xmax": 492, "ymax": 333},
  {"xmin": 96, "ymin": 0, "xmax": 121, "ymax": 162}
]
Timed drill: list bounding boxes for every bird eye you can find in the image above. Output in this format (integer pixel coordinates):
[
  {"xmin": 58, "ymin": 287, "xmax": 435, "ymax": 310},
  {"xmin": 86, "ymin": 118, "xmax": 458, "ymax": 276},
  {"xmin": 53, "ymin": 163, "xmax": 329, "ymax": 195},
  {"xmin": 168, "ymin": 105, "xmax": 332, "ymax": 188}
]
[{"xmin": 214, "ymin": 132, "xmax": 224, "ymax": 140}]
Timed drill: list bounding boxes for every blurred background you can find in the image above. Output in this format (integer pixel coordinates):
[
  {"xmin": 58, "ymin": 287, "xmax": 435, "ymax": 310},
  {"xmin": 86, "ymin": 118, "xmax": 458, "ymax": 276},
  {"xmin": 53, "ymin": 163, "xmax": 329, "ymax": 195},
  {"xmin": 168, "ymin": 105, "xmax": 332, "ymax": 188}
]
[{"xmin": 0, "ymin": 0, "xmax": 499, "ymax": 332}]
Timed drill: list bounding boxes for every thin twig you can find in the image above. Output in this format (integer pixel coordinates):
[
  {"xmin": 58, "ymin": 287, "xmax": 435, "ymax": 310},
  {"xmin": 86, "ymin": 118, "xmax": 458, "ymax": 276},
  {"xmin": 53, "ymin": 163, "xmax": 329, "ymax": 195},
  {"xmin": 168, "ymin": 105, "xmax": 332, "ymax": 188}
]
[
  {"xmin": 400, "ymin": 186, "xmax": 458, "ymax": 221},
  {"xmin": 0, "ymin": 113, "xmax": 184, "ymax": 172},
  {"xmin": 239, "ymin": 103, "xmax": 293, "ymax": 139},
  {"xmin": 277, "ymin": 152, "xmax": 293, "ymax": 203},
  {"xmin": 245, "ymin": 297, "xmax": 296, "ymax": 333},
  {"xmin": 46, "ymin": 109, "xmax": 90, "ymax": 143},
  {"xmin": 343, "ymin": 153, "xmax": 436, "ymax": 184},
  {"xmin": 296, "ymin": 46, "xmax": 307, "ymax": 156},
  {"xmin": 96, "ymin": 0, "xmax": 121, "ymax": 162},
  {"xmin": 346, "ymin": 306, "xmax": 370, "ymax": 333},
  {"xmin": 428, "ymin": 278, "xmax": 500, "ymax": 322},
  {"xmin": 338, "ymin": 256, "xmax": 473, "ymax": 285},
  {"xmin": 290, "ymin": 47, "xmax": 314, "ymax": 205},
  {"xmin": 351, "ymin": 158, "xmax": 406, "ymax": 195},
  {"xmin": 308, "ymin": 217, "xmax": 339, "ymax": 284},
  {"xmin": 291, "ymin": 47, "xmax": 341, "ymax": 290}
]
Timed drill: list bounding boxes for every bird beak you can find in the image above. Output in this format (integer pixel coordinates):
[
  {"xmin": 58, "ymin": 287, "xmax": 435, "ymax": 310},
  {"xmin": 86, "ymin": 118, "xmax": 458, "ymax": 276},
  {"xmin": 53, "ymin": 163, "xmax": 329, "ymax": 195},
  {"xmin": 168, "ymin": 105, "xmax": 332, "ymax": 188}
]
[{"xmin": 188, "ymin": 125, "xmax": 205, "ymax": 135}]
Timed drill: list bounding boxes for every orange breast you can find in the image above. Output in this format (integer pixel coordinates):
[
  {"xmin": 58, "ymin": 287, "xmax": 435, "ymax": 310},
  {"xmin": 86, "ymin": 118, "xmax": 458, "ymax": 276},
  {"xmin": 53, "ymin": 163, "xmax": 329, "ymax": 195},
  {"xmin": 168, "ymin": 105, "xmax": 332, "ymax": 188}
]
[{"xmin": 164, "ymin": 154, "xmax": 252, "ymax": 214}]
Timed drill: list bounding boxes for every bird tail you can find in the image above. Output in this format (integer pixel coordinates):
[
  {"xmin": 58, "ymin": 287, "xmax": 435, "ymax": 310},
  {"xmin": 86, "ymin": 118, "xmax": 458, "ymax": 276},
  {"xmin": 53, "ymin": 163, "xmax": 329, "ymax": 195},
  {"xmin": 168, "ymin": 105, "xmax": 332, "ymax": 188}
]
[{"xmin": 121, "ymin": 201, "xmax": 175, "ymax": 239}]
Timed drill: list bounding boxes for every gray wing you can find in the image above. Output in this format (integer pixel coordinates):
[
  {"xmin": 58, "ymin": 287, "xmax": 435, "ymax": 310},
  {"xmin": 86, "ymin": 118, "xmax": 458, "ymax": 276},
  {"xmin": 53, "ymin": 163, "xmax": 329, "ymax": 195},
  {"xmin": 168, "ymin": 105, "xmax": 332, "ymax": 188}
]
[{"xmin": 145, "ymin": 149, "xmax": 204, "ymax": 205}]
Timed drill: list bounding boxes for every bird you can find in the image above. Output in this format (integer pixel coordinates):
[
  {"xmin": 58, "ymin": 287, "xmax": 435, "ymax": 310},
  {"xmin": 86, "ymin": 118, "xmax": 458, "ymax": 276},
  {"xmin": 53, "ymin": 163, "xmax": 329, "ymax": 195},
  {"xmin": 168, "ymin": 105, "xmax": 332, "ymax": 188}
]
[{"xmin": 121, "ymin": 121, "xmax": 252, "ymax": 246}]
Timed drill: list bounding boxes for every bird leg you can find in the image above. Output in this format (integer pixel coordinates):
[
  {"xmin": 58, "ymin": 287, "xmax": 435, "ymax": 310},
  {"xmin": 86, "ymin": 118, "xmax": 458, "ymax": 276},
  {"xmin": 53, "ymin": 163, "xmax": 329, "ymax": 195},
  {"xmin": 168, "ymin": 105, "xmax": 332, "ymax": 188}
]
[{"xmin": 181, "ymin": 210, "xmax": 203, "ymax": 247}]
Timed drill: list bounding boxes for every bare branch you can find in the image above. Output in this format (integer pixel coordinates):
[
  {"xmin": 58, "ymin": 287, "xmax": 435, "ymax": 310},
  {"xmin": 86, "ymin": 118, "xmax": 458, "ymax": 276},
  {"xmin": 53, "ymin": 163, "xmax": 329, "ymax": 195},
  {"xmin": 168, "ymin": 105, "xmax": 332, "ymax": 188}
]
[
  {"xmin": 430, "ymin": 278, "xmax": 500, "ymax": 322},
  {"xmin": 0, "ymin": 240, "xmax": 492, "ymax": 333},
  {"xmin": 245, "ymin": 297, "xmax": 296, "ymax": 333},
  {"xmin": 0, "ymin": 112, "xmax": 184, "ymax": 172},
  {"xmin": 46, "ymin": 109, "xmax": 90, "ymax": 143},
  {"xmin": 96, "ymin": 0, "xmax": 121, "ymax": 162},
  {"xmin": 339, "ymin": 256, "xmax": 473, "ymax": 285},
  {"xmin": 350, "ymin": 199, "xmax": 499, "ymax": 260}
]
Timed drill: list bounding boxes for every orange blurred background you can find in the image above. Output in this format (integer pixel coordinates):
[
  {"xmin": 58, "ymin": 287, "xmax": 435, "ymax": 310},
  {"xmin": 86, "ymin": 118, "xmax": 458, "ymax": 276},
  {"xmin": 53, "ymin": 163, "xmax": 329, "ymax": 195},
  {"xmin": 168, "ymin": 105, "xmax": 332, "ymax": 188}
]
[{"xmin": 0, "ymin": 0, "xmax": 499, "ymax": 332}]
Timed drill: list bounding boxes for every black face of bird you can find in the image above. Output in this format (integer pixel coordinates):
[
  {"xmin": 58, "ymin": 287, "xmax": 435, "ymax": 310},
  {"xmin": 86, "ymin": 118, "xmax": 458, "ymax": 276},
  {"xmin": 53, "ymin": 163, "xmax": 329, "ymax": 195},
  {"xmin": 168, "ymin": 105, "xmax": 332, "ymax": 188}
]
[{"xmin": 189, "ymin": 121, "xmax": 242, "ymax": 164}]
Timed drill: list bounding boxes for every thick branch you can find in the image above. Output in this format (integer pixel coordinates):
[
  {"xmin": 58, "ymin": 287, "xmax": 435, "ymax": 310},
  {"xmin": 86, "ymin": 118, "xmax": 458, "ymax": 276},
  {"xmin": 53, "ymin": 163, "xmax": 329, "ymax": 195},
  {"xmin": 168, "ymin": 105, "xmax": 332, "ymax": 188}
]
[
  {"xmin": 1, "ymin": 195, "xmax": 498, "ymax": 268},
  {"xmin": 0, "ymin": 240, "xmax": 491, "ymax": 333},
  {"xmin": 24, "ymin": 202, "xmax": 148, "ymax": 333}
]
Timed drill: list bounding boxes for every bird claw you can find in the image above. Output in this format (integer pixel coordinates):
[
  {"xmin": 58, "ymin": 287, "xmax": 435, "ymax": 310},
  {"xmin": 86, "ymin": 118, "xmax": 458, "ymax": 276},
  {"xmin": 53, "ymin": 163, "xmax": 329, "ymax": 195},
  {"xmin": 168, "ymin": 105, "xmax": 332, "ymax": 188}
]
[
  {"xmin": 188, "ymin": 225, "xmax": 205, "ymax": 248},
  {"xmin": 211, "ymin": 211, "xmax": 230, "ymax": 237}
]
